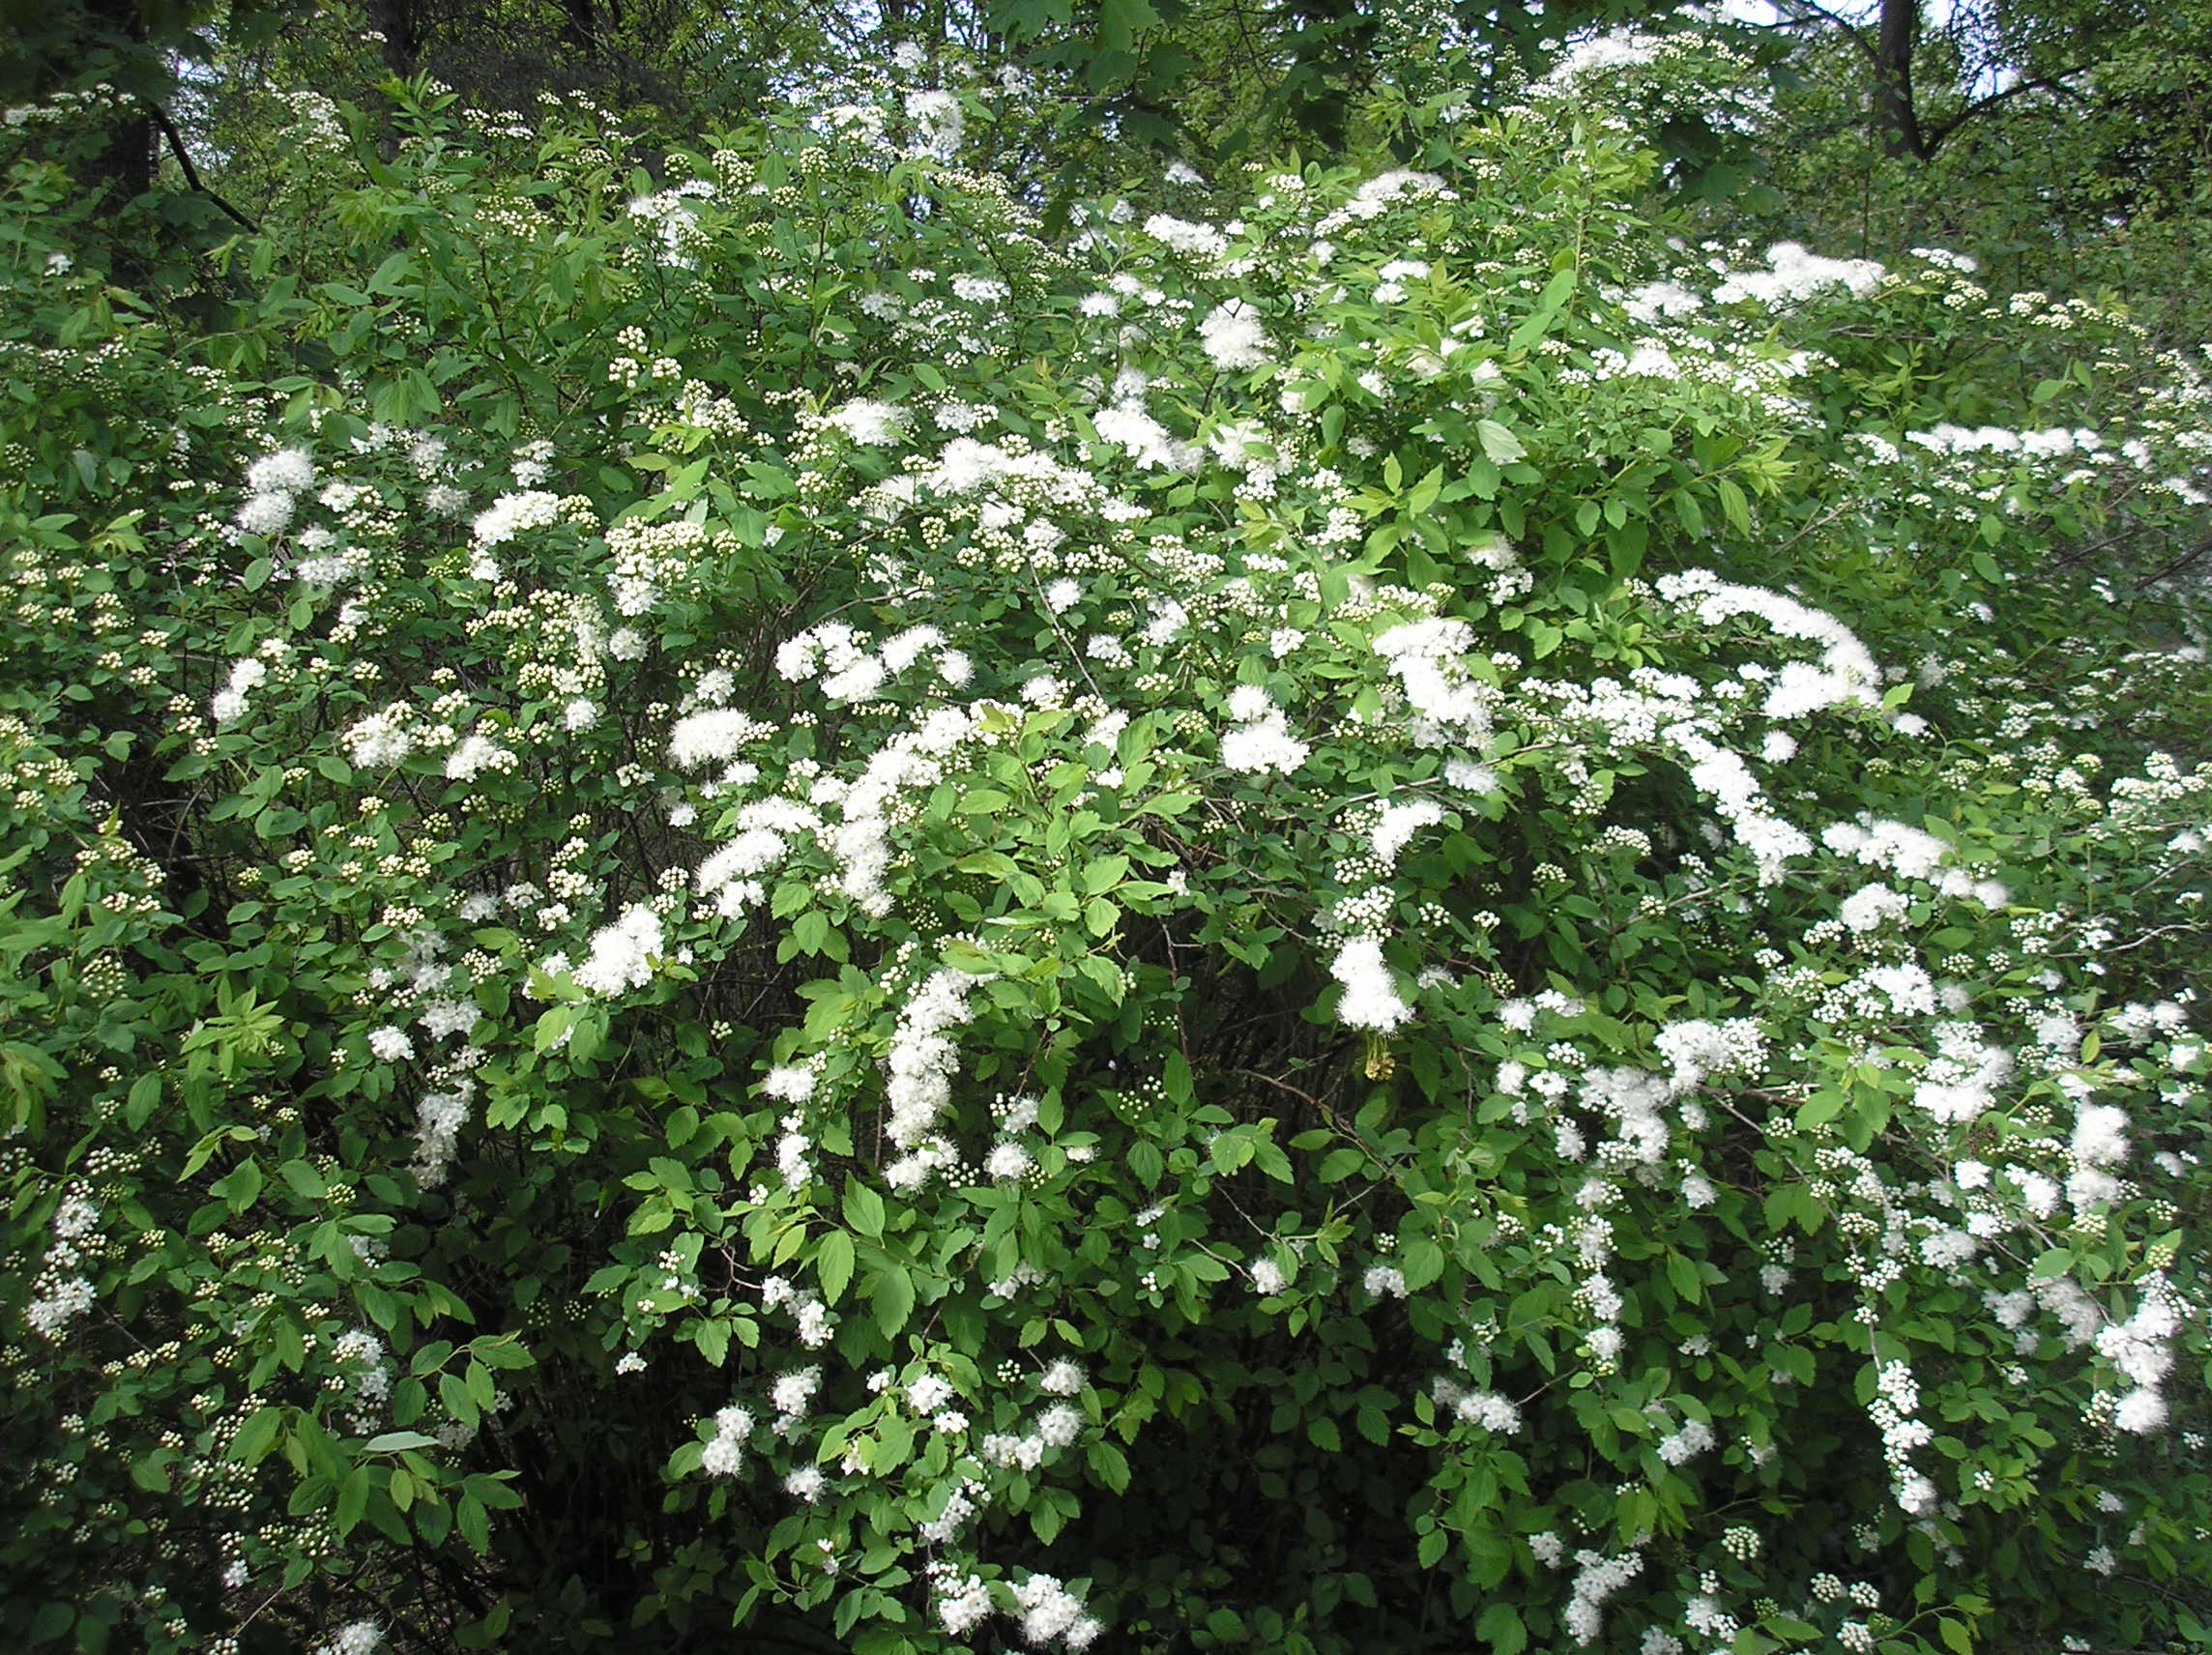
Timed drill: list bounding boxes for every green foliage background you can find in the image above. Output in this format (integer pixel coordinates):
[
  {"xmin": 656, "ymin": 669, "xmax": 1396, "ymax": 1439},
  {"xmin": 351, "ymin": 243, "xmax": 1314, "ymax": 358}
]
[{"xmin": 1, "ymin": 7, "xmax": 2209, "ymax": 1655}]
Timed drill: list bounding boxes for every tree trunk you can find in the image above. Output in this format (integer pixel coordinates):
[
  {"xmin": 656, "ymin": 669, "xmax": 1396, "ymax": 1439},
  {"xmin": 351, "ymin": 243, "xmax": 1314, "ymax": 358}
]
[
  {"xmin": 78, "ymin": 0, "xmax": 154, "ymax": 209},
  {"xmin": 562, "ymin": 0, "xmax": 599, "ymax": 59},
  {"xmin": 1873, "ymin": 0, "xmax": 1927, "ymax": 159},
  {"xmin": 362, "ymin": 0, "xmax": 422, "ymax": 77}
]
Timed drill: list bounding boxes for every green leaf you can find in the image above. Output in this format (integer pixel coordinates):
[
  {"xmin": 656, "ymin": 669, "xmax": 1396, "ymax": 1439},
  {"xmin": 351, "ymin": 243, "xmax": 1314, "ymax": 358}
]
[
  {"xmin": 695, "ymin": 1318, "xmax": 730, "ymax": 1367},
  {"xmin": 817, "ymin": 1231, "xmax": 855, "ymax": 1306},
  {"xmin": 1318, "ymin": 1147, "xmax": 1367, "ymax": 1183},
  {"xmin": 1666, "ymin": 1252, "xmax": 1702, "ymax": 1303},
  {"xmin": 228, "ymin": 1407, "xmax": 282, "ymax": 1468},
  {"xmin": 873, "ymin": 1264, "xmax": 916, "ymax": 1338},
  {"xmin": 364, "ymin": 1430, "xmax": 440, "ymax": 1453},
  {"xmin": 1087, "ymin": 1438, "xmax": 1130, "ymax": 1494},
  {"xmin": 1478, "ymin": 1602, "xmax": 1528, "ymax": 1655},
  {"xmin": 1399, "ymin": 1238, "xmax": 1444, "ymax": 1292},
  {"xmin": 457, "ymin": 1493, "xmax": 491, "ymax": 1553},
  {"xmin": 1476, "ymin": 420, "xmax": 1527, "ymax": 465},
  {"xmin": 843, "ymin": 1178, "xmax": 886, "ymax": 1240},
  {"xmin": 335, "ymin": 1467, "xmax": 369, "ymax": 1537}
]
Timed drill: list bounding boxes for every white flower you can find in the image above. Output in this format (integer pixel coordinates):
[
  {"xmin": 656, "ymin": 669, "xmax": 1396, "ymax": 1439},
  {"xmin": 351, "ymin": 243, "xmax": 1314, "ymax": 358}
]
[
  {"xmin": 470, "ymin": 490, "xmax": 561, "ymax": 549},
  {"xmin": 1331, "ymin": 938, "xmax": 1412, "ymax": 1032},
  {"xmin": 1039, "ymin": 1358, "xmax": 1086, "ymax": 1395},
  {"xmin": 367, "ymin": 1026, "xmax": 413, "ymax": 1062},
  {"xmin": 570, "ymin": 904, "xmax": 662, "ymax": 997},
  {"xmin": 247, "ymin": 448, "xmax": 316, "ymax": 496},
  {"xmin": 1198, "ymin": 299, "xmax": 1270, "ymax": 371},
  {"xmin": 1363, "ymin": 1263, "xmax": 1408, "ymax": 1298},
  {"xmin": 1373, "ymin": 798, "xmax": 1444, "ymax": 864},
  {"xmin": 1221, "ymin": 712, "xmax": 1310, "ymax": 775}
]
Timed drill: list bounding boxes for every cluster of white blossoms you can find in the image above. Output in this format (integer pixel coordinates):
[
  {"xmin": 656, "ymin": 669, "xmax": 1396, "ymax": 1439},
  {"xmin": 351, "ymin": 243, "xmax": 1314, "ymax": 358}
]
[
  {"xmin": 1218, "ymin": 682, "xmax": 1310, "ymax": 776},
  {"xmin": 1197, "ymin": 299, "xmax": 1270, "ymax": 371},
  {"xmin": 1331, "ymin": 938, "xmax": 1413, "ymax": 1033},
  {"xmin": 567, "ymin": 903, "xmax": 663, "ymax": 997},
  {"xmin": 702, "ymin": 1404, "xmax": 754, "ymax": 1476},
  {"xmin": 1564, "ymin": 1546, "xmax": 1645, "ymax": 1644},
  {"xmin": 235, "ymin": 446, "xmax": 316, "ymax": 538},
  {"xmin": 882, "ymin": 967, "xmax": 979, "ymax": 1176},
  {"xmin": 24, "ymin": 1190, "xmax": 101, "ymax": 1340},
  {"xmin": 210, "ymin": 653, "xmax": 270, "ymax": 728},
  {"xmin": 309, "ymin": 1618, "xmax": 384, "ymax": 1655}
]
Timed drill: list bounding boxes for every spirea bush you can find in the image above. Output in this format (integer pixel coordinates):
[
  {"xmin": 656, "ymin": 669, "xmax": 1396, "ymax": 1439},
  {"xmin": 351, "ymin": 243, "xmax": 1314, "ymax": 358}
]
[{"xmin": 3, "ymin": 38, "xmax": 2211, "ymax": 1655}]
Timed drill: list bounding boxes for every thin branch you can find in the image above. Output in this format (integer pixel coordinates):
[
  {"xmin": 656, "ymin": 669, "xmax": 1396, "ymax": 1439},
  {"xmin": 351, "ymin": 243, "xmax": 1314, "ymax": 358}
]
[
  {"xmin": 1920, "ymin": 69, "xmax": 2091, "ymax": 154},
  {"xmin": 1769, "ymin": 0, "xmax": 1878, "ymax": 64},
  {"xmin": 146, "ymin": 102, "xmax": 259, "ymax": 231}
]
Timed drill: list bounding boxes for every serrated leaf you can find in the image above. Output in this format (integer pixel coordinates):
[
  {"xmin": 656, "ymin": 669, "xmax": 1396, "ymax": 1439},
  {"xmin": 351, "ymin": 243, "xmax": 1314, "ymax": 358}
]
[
  {"xmin": 817, "ymin": 1231, "xmax": 855, "ymax": 1306},
  {"xmin": 363, "ymin": 1430, "xmax": 440, "ymax": 1453},
  {"xmin": 1478, "ymin": 1601, "xmax": 1527, "ymax": 1655},
  {"xmin": 1399, "ymin": 1238, "xmax": 1444, "ymax": 1292},
  {"xmin": 1476, "ymin": 419, "xmax": 1527, "ymax": 465},
  {"xmin": 873, "ymin": 1264, "xmax": 915, "ymax": 1338},
  {"xmin": 843, "ymin": 1178, "xmax": 885, "ymax": 1240},
  {"xmin": 1318, "ymin": 1147, "xmax": 1367, "ymax": 1183},
  {"xmin": 1087, "ymin": 1438, "xmax": 1130, "ymax": 1494}
]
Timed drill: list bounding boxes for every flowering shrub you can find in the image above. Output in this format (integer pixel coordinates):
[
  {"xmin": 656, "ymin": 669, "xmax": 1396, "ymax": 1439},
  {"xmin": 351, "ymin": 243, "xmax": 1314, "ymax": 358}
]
[{"xmin": 3, "ymin": 42, "xmax": 2210, "ymax": 1655}]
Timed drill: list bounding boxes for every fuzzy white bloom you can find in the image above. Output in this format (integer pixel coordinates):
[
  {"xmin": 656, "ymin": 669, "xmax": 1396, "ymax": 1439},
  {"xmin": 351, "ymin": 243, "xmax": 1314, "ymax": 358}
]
[
  {"xmin": 669, "ymin": 708, "xmax": 770, "ymax": 769},
  {"xmin": 247, "ymin": 448, "xmax": 317, "ymax": 496},
  {"xmin": 986, "ymin": 1140, "xmax": 1033, "ymax": 1180},
  {"xmin": 1039, "ymin": 1358, "xmax": 1086, "ymax": 1395},
  {"xmin": 904, "ymin": 88, "xmax": 962, "ymax": 154},
  {"xmin": 1331, "ymin": 938, "xmax": 1412, "ymax": 1032},
  {"xmin": 471, "ymin": 489, "xmax": 562, "ymax": 549},
  {"xmin": 236, "ymin": 492, "xmax": 296, "ymax": 537},
  {"xmin": 761, "ymin": 1064, "xmax": 816, "ymax": 1103},
  {"xmin": 1198, "ymin": 300, "xmax": 1270, "ymax": 371},
  {"xmin": 344, "ymin": 707, "xmax": 415, "ymax": 769},
  {"xmin": 570, "ymin": 904, "xmax": 662, "ymax": 997},
  {"xmin": 1373, "ymin": 798, "xmax": 1444, "ymax": 864},
  {"xmin": 2114, "ymin": 1387, "xmax": 2168, "ymax": 1434},
  {"xmin": 313, "ymin": 1619, "xmax": 384, "ymax": 1655},
  {"xmin": 367, "ymin": 1026, "xmax": 414, "ymax": 1062},
  {"xmin": 444, "ymin": 733, "xmax": 513, "ymax": 781},
  {"xmin": 1363, "ymin": 1263, "xmax": 1408, "ymax": 1298},
  {"xmin": 1221, "ymin": 712, "xmax": 1310, "ymax": 776},
  {"xmin": 1143, "ymin": 213, "xmax": 1229, "ymax": 257},
  {"xmin": 826, "ymin": 398, "xmax": 910, "ymax": 445}
]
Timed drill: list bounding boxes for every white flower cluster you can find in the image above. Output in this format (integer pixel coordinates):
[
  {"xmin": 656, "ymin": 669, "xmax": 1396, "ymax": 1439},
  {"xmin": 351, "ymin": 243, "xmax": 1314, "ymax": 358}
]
[
  {"xmin": 310, "ymin": 1618, "xmax": 383, "ymax": 1655},
  {"xmin": 1651, "ymin": 1017, "xmax": 1765, "ymax": 1092},
  {"xmin": 702, "ymin": 1404, "xmax": 753, "ymax": 1476},
  {"xmin": 1563, "ymin": 1546, "xmax": 1644, "ymax": 1644},
  {"xmin": 1219, "ymin": 683, "xmax": 1309, "ymax": 776},
  {"xmin": 1197, "ymin": 299, "xmax": 1270, "ymax": 372},
  {"xmin": 1868, "ymin": 1359, "xmax": 1939, "ymax": 1516},
  {"xmin": 1009, "ymin": 1573, "xmax": 1103, "ymax": 1649},
  {"xmin": 211, "ymin": 653, "xmax": 269, "ymax": 728},
  {"xmin": 1332, "ymin": 938, "xmax": 1413, "ymax": 1033},
  {"xmin": 2096, "ymin": 1273, "xmax": 2180, "ymax": 1434},
  {"xmin": 568, "ymin": 903, "xmax": 662, "ymax": 997},
  {"xmin": 236, "ymin": 446, "xmax": 316, "ymax": 538},
  {"xmin": 884, "ymin": 967, "xmax": 978, "ymax": 1176}
]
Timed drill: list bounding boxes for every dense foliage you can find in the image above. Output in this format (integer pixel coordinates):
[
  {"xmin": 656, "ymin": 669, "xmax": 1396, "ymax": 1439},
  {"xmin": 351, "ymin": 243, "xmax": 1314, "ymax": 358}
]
[{"xmin": 3, "ymin": 21, "xmax": 2210, "ymax": 1655}]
